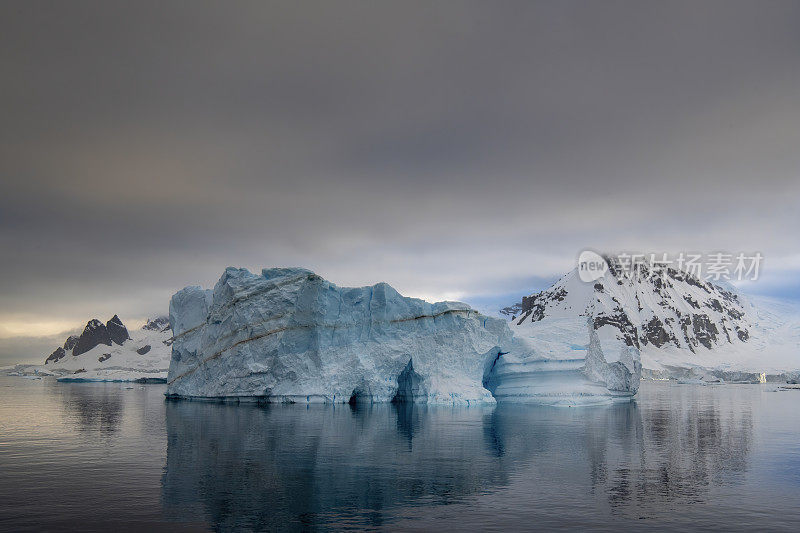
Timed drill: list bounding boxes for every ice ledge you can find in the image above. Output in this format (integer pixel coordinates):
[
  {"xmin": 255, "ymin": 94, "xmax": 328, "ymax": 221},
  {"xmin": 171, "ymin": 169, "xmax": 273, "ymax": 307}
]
[{"xmin": 485, "ymin": 317, "xmax": 641, "ymax": 404}]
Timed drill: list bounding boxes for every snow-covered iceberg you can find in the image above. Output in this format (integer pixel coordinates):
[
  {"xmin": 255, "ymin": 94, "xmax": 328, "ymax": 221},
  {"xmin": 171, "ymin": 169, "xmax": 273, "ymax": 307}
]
[
  {"xmin": 166, "ymin": 267, "xmax": 641, "ymax": 404},
  {"xmin": 167, "ymin": 267, "xmax": 509, "ymax": 404}
]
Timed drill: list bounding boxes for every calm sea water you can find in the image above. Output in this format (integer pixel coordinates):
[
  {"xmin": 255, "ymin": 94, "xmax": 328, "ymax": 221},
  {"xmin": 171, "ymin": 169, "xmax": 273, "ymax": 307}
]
[{"xmin": 1, "ymin": 376, "xmax": 799, "ymax": 531}]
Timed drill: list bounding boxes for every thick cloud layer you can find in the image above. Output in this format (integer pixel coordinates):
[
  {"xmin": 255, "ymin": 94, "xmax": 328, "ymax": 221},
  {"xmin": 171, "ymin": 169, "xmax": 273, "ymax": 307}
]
[{"xmin": 1, "ymin": 1, "xmax": 799, "ymax": 358}]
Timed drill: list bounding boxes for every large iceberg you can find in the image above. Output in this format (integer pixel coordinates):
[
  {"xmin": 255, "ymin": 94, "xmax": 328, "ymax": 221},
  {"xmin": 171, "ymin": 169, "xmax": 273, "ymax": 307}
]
[
  {"xmin": 166, "ymin": 267, "xmax": 641, "ymax": 404},
  {"xmin": 168, "ymin": 267, "xmax": 511, "ymax": 404}
]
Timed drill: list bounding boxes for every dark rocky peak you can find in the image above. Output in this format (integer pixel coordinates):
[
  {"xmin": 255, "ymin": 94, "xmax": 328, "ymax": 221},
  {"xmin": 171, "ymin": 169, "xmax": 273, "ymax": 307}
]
[
  {"xmin": 86, "ymin": 318, "xmax": 104, "ymax": 330},
  {"xmin": 72, "ymin": 319, "xmax": 113, "ymax": 357},
  {"xmin": 45, "ymin": 315, "xmax": 130, "ymax": 363},
  {"xmin": 63, "ymin": 335, "xmax": 80, "ymax": 350},
  {"xmin": 106, "ymin": 314, "xmax": 130, "ymax": 345}
]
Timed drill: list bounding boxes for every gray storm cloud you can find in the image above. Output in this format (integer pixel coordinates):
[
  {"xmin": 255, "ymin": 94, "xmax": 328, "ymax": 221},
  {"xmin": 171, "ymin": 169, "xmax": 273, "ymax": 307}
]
[{"xmin": 1, "ymin": 0, "xmax": 799, "ymax": 359}]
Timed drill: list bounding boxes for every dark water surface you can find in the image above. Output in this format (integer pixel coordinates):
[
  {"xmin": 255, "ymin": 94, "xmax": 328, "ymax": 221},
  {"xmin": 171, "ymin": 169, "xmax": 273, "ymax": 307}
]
[{"xmin": 1, "ymin": 376, "xmax": 799, "ymax": 531}]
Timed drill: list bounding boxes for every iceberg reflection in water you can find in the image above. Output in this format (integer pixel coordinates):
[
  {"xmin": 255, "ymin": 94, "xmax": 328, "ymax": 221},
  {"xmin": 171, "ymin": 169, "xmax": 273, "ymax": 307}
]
[{"xmin": 161, "ymin": 383, "xmax": 769, "ymax": 531}]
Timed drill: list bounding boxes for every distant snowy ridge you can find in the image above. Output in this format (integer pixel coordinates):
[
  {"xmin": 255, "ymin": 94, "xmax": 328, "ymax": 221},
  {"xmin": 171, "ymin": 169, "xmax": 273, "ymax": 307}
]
[
  {"xmin": 501, "ymin": 258, "xmax": 800, "ymax": 382},
  {"xmin": 45, "ymin": 314, "xmax": 131, "ymax": 363},
  {"xmin": 5, "ymin": 316, "xmax": 172, "ymax": 382}
]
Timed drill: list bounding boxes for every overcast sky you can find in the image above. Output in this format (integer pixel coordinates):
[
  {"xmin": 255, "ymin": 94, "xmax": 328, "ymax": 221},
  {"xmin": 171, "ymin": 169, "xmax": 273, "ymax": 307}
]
[{"xmin": 1, "ymin": 1, "xmax": 799, "ymax": 363}]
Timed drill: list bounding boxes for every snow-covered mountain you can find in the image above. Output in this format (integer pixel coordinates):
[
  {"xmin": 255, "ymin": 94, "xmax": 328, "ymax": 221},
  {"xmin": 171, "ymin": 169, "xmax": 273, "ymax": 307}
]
[
  {"xmin": 45, "ymin": 315, "xmax": 130, "ymax": 364},
  {"xmin": 503, "ymin": 260, "xmax": 751, "ymax": 352},
  {"xmin": 6, "ymin": 316, "xmax": 172, "ymax": 382},
  {"xmin": 501, "ymin": 258, "xmax": 800, "ymax": 382}
]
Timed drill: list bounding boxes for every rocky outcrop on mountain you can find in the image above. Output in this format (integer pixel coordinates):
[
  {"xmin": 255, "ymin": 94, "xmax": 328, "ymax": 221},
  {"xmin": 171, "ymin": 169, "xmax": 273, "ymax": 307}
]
[
  {"xmin": 45, "ymin": 347, "xmax": 67, "ymax": 365},
  {"xmin": 106, "ymin": 315, "xmax": 130, "ymax": 345},
  {"xmin": 71, "ymin": 319, "xmax": 114, "ymax": 357},
  {"xmin": 63, "ymin": 335, "xmax": 79, "ymax": 351}
]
